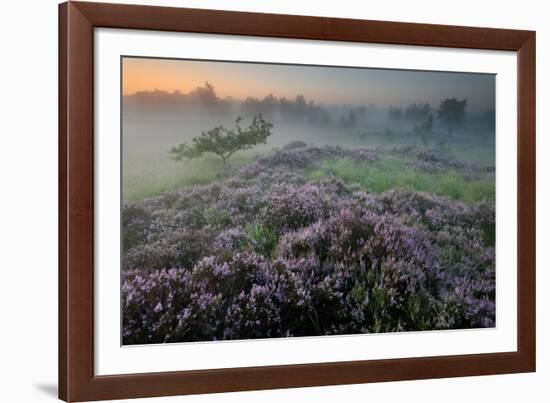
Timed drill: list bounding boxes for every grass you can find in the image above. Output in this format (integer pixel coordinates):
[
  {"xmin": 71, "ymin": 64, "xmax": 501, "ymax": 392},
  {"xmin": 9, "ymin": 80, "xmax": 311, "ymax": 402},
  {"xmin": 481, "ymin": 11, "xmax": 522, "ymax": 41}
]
[
  {"xmin": 306, "ymin": 155, "xmax": 495, "ymax": 204},
  {"xmin": 123, "ymin": 151, "xmax": 258, "ymax": 203},
  {"xmin": 125, "ymin": 150, "xmax": 495, "ymax": 204},
  {"xmin": 443, "ymin": 142, "xmax": 495, "ymax": 166},
  {"xmin": 122, "ymin": 126, "xmax": 495, "ymax": 205},
  {"xmin": 245, "ymin": 221, "xmax": 279, "ymax": 258}
]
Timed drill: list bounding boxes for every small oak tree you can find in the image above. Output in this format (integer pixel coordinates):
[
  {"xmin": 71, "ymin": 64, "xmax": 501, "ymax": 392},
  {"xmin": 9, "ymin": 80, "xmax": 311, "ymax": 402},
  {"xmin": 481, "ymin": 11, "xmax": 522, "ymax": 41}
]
[{"xmin": 169, "ymin": 114, "xmax": 273, "ymax": 167}]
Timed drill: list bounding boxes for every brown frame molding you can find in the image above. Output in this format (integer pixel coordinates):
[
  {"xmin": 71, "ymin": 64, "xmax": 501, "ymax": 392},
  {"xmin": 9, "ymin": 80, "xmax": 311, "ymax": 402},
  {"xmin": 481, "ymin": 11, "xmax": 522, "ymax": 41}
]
[{"xmin": 59, "ymin": 1, "xmax": 536, "ymax": 401}]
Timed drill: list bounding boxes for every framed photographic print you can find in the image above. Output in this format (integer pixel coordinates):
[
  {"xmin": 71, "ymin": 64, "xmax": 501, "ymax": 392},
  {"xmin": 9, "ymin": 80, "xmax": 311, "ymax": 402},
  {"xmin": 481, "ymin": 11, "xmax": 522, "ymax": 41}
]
[{"xmin": 59, "ymin": 1, "xmax": 535, "ymax": 401}]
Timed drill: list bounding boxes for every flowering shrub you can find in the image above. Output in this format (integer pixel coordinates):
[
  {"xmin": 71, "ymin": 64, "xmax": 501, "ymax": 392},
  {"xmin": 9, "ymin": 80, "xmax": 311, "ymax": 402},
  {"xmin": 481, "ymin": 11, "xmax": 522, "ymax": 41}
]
[
  {"xmin": 122, "ymin": 144, "xmax": 495, "ymax": 344},
  {"xmin": 262, "ymin": 182, "xmax": 337, "ymax": 231},
  {"xmin": 392, "ymin": 145, "xmax": 489, "ymax": 179},
  {"xmin": 281, "ymin": 140, "xmax": 308, "ymax": 150},
  {"xmin": 123, "ymin": 227, "xmax": 216, "ymax": 272}
]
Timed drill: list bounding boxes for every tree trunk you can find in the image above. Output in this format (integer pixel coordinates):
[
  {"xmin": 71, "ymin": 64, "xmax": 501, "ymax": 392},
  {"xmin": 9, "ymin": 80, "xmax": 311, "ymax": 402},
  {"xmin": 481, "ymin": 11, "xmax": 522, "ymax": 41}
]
[{"xmin": 220, "ymin": 156, "xmax": 230, "ymax": 176}]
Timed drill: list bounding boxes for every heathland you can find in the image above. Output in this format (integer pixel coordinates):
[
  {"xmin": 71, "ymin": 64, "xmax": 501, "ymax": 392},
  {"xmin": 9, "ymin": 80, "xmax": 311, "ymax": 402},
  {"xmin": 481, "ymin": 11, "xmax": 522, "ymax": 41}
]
[{"xmin": 121, "ymin": 86, "xmax": 496, "ymax": 344}]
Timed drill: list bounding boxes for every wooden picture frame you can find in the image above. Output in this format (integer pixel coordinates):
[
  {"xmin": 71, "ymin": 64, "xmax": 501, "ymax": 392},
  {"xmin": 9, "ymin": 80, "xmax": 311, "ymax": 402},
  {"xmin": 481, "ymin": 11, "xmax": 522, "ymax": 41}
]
[{"xmin": 59, "ymin": 1, "xmax": 536, "ymax": 401}]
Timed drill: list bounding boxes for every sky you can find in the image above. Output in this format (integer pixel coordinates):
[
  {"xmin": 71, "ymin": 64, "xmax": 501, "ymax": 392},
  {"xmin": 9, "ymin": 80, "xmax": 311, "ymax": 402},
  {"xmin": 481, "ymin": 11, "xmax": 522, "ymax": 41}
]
[{"xmin": 123, "ymin": 57, "xmax": 495, "ymax": 111}]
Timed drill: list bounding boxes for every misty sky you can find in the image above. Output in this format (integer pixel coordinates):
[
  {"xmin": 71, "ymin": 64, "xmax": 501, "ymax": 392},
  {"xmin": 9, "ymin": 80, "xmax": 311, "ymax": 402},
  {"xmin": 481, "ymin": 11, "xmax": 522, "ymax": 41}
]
[{"xmin": 123, "ymin": 57, "xmax": 495, "ymax": 111}]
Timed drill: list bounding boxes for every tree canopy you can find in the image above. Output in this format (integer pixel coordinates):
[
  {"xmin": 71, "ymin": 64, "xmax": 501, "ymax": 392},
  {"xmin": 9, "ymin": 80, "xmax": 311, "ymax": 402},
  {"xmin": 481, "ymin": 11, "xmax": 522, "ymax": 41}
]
[
  {"xmin": 169, "ymin": 114, "xmax": 273, "ymax": 166},
  {"xmin": 436, "ymin": 98, "xmax": 468, "ymax": 131},
  {"xmin": 189, "ymin": 81, "xmax": 218, "ymax": 106},
  {"xmin": 405, "ymin": 102, "xmax": 431, "ymax": 121}
]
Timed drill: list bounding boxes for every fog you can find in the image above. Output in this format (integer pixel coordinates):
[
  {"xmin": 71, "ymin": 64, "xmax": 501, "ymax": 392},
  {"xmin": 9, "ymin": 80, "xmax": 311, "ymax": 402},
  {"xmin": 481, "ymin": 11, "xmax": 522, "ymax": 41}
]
[
  {"xmin": 123, "ymin": 85, "xmax": 495, "ymax": 156},
  {"xmin": 121, "ymin": 61, "xmax": 498, "ymax": 343},
  {"xmin": 122, "ymin": 64, "xmax": 496, "ymax": 202}
]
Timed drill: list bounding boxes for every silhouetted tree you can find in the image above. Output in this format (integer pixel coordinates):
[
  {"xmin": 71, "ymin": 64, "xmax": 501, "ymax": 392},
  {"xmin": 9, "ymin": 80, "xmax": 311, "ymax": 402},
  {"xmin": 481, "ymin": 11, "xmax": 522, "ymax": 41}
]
[
  {"xmin": 339, "ymin": 109, "xmax": 357, "ymax": 129},
  {"xmin": 295, "ymin": 94, "xmax": 307, "ymax": 111},
  {"xmin": 190, "ymin": 81, "xmax": 218, "ymax": 106},
  {"xmin": 242, "ymin": 94, "xmax": 278, "ymax": 119},
  {"xmin": 405, "ymin": 102, "xmax": 431, "ymax": 121},
  {"xmin": 436, "ymin": 98, "xmax": 467, "ymax": 134},
  {"xmin": 414, "ymin": 114, "xmax": 434, "ymax": 146},
  {"xmin": 307, "ymin": 100, "xmax": 332, "ymax": 126}
]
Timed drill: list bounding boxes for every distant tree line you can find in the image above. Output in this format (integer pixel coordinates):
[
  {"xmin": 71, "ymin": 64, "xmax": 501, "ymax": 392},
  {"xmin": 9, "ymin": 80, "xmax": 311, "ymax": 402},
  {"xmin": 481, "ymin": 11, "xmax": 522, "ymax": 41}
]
[
  {"xmin": 388, "ymin": 98, "xmax": 474, "ymax": 133},
  {"xmin": 338, "ymin": 106, "xmax": 368, "ymax": 130},
  {"xmin": 127, "ymin": 81, "xmax": 232, "ymax": 115},
  {"xmin": 127, "ymin": 83, "xmax": 493, "ymax": 139},
  {"xmin": 127, "ymin": 82, "xmax": 371, "ymax": 129},
  {"xmin": 241, "ymin": 95, "xmax": 369, "ymax": 130},
  {"xmin": 386, "ymin": 97, "xmax": 491, "ymax": 146},
  {"xmin": 242, "ymin": 93, "xmax": 333, "ymax": 126},
  {"xmin": 388, "ymin": 102, "xmax": 432, "ymax": 122}
]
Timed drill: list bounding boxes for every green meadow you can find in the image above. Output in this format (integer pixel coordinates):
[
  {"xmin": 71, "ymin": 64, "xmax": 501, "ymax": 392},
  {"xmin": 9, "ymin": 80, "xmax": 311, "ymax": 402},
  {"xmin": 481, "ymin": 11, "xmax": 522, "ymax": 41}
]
[{"xmin": 123, "ymin": 127, "xmax": 494, "ymax": 205}]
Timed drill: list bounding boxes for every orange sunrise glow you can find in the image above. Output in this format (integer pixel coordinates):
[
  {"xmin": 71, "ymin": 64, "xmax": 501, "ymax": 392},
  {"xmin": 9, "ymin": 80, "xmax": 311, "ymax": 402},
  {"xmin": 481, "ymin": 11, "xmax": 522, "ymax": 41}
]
[
  {"xmin": 123, "ymin": 57, "xmax": 280, "ymax": 100},
  {"xmin": 122, "ymin": 57, "xmax": 496, "ymax": 109}
]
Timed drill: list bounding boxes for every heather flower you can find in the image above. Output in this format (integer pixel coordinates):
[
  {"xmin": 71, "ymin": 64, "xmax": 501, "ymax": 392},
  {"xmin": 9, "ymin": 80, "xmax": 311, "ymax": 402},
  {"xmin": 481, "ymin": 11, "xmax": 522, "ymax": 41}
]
[{"xmin": 121, "ymin": 144, "xmax": 496, "ymax": 344}]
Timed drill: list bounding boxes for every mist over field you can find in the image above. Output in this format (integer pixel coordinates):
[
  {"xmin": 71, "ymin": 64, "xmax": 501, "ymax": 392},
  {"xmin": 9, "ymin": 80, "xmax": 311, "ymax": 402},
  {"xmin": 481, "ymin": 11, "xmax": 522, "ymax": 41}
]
[
  {"xmin": 121, "ymin": 59, "xmax": 496, "ymax": 344},
  {"xmin": 122, "ymin": 78, "xmax": 495, "ymax": 202}
]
